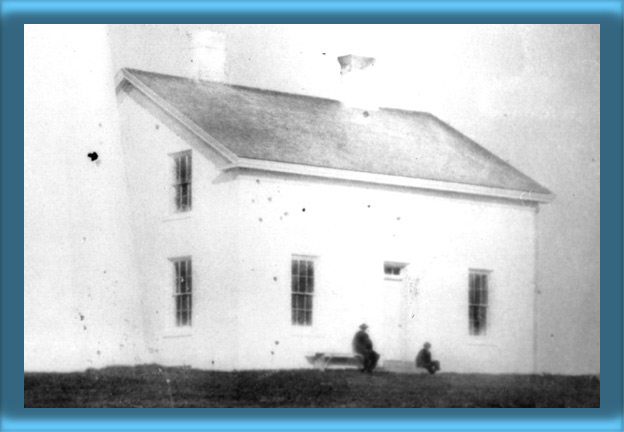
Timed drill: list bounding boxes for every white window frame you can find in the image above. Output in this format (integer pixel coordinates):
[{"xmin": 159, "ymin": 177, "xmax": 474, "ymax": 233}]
[
  {"xmin": 171, "ymin": 150, "xmax": 192, "ymax": 213},
  {"xmin": 171, "ymin": 257, "xmax": 193, "ymax": 328},
  {"xmin": 468, "ymin": 269, "xmax": 491, "ymax": 336},
  {"xmin": 291, "ymin": 255, "xmax": 316, "ymax": 326}
]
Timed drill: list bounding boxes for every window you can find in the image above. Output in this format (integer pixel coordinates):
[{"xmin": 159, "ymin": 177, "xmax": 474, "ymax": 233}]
[
  {"xmin": 173, "ymin": 151, "xmax": 192, "ymax": 212},
  {"xmin": 469, "ymin": 270, "xmax": 490, "ymax": 335},
  {"xmin": 291, "ymin": 257, "xmax": 315, "ymax": 326},
  {"xmin": 173, "ymin": 258, "xmax": 192, "ymax": 327},
  {"xmin": 384, "ymin": 262, "xmax": 406, "ymax": 280}
]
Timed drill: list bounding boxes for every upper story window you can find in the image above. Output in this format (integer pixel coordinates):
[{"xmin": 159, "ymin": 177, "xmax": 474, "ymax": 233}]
[
  {"xmin": 291, "ymin": 257, "xmax": 315, "ymax": 326},
  {"xmin": 173, "ymin": 151, "xmax": 192, "ymax": 212},
  {"xmin": 469, "ymin": 270, "xmax": 490, "ymax": 336}
]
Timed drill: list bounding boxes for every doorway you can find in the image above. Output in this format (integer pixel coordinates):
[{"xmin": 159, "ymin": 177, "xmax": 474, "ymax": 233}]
[{"xmin": 381, "ymin": 262, "xmax": 409, "ymax": 361}]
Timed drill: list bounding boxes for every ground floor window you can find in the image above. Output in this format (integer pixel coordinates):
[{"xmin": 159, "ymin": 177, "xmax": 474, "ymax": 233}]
[
  {"xmin": 292, "ymin": 256, "xmax": 315, "ymax": 326},
  {"xmin": 469, "ymin": 270, "xmax": 490, "ymax": 335},
  {"xmin": 173, "ymin": 258, "xmax": 192, "ymax": 327}
]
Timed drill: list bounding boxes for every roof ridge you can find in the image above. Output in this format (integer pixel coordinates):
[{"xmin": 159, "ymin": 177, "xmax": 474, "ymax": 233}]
[
  {"xmin": 122, "ymin": 67, "xmax": 437, "ymax": 116},
  {"xmin": 124, "ymin": 67, "xmax": 339, "ymax": 105}
]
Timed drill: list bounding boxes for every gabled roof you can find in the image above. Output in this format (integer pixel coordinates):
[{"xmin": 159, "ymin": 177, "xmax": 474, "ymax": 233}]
[{"xmin": 117, "ymin": 68, "xmax": 554, "ymax": 203}]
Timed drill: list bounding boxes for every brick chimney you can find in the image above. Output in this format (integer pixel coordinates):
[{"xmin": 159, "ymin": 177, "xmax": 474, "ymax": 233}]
[{"xmin": 337, "ymin": 54, "xmax": 380, "ymax": 110}]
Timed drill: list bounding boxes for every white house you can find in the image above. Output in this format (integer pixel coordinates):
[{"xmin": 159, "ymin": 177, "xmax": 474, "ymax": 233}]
[{"xmin": 115, "ymin": 56, "xmax": 553, "ymax": 374}]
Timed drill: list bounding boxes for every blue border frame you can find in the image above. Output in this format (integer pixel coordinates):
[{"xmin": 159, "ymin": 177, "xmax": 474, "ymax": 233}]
[{"xmin": 5, "ymin": 1, "xmax": 622, "ymax": 431}]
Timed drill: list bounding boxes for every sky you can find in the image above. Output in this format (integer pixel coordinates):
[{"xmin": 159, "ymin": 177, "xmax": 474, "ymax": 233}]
[{"xmin": 108, "ymin": 24, "xmax": 599, "ymax": 374}]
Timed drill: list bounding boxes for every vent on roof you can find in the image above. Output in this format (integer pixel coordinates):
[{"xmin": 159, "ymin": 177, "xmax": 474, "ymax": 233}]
[{"xmin": 337, "ymin": 54, "xmax": 380, "ymax": 111}]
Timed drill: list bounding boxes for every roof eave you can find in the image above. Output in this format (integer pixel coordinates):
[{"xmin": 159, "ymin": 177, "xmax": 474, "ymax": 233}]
[
  {"xmin": 115, "ymin": 68, "xmax": 239, "ymax": 165},
  {"xmin": 224, "ymin": 157, "xmax": 555, "ymax": 204}
]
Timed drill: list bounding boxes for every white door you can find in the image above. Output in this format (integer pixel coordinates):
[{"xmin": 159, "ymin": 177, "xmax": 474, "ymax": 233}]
[{"xmin": 381, "ymin": 278, "xmax": 408, "ymax": 361}]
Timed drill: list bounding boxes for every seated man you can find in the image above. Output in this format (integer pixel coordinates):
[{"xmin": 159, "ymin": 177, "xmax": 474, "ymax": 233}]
[
  {"xmin": 415, "ymin": 342, "xmax": 441, "ymax": 374},
  {"xmin": 352, "ymin": 323, "xmax": 380, "ymax": 373}
]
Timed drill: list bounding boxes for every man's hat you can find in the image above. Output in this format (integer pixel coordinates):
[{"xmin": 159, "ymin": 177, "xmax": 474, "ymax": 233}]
[
  {"xmin": 424, "ymin": 342, "xmax": 431, "ymax": 348},
  {"xmin": 359, "ymin": 323, "xmax": 369, "ymax": 330}
]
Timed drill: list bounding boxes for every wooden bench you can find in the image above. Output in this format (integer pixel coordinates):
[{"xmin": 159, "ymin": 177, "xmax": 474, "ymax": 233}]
[{"xmin": 306, "ymin": 352, "xmax": 364, "ymax": 371}]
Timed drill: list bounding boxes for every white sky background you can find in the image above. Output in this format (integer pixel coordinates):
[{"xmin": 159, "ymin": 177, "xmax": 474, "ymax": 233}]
[
  {"xmin": 25, "ymin": 25, "xmax": 147, "ymax": 371},
  {"xmin": 107, "ymin": 24, "xmax": 600, "ymax": 374}
]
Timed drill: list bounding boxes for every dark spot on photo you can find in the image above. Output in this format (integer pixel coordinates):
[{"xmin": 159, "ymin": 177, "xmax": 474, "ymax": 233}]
[{"xmin": 88, "ymin": 152, "xmax": 98, "ymax": 162}]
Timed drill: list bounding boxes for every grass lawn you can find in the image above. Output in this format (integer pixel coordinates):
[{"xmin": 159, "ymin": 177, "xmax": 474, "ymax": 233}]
[{"xmin": 24, "ymin": 365, "xmax": 599, "ymax": 408}]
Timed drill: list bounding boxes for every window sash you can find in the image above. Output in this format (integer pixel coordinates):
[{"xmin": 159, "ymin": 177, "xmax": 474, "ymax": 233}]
[
  {"xmin": 468, "ymin": 271, "xmax": 489, "ymax": 335},
  {"xmin": 384, "ymin": 262, "xmax": 407, "ymax": 279},
  {"xmin": 291, "ymin": 258, "xmax": 314, "ymax": 326},
  {"xmin": 176, "ymin": 294, "xmax": 192, "ymax": 327},
  {"xmin": 384, "ymin": 264, "xmax": 402, "ymax": 275},
  {"xmin": 291, "ymin": 293, "xmax": 313, "ymax": 325},
  {"xmin": 173, "ymin": 152, "xmax": 192, "ymax": 211},
  {"xmin": 469, "ymin": 305, "xmax": 487, "ymax": 335},
  {"xmin": 173, "ymin": 259, "xmax": 193, "ymax": 327},
  {"xmin": 174, "ymin": 152, "xmax": 192, "ymax": 184}
]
